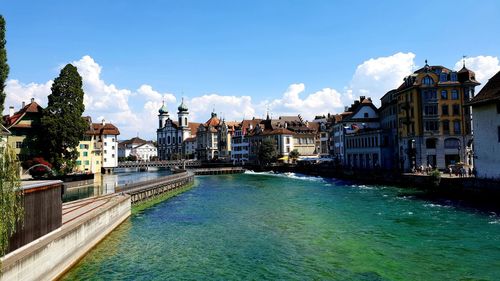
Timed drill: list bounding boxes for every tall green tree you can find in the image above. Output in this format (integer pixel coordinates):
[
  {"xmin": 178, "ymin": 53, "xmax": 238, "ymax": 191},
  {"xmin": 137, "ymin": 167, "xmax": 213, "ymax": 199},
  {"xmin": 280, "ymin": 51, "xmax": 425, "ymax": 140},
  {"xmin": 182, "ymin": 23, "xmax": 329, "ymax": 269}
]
[
  {"xmin": 0, "ymin": 144, "xmax": 23, "ymax": 259},
  {"xmin": 258, "ymin": 138, "xmax": 277, "ymax": 166},
  {"xmin": 41, "ymin": 64, "xmax": 86, "ymax": 173},
  {"xmin": 288, "ymin": 149, "xmax": 300, "ymax": 163},
  {"xmin": 0, "ymin": 15, "xmax": 9, "ymax": 115}
]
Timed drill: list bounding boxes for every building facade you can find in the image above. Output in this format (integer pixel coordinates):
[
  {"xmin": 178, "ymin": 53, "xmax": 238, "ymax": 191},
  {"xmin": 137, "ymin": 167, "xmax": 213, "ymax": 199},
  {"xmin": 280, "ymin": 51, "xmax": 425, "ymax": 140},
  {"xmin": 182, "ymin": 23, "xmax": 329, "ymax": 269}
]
[
  {"xmin": 157, "ymin": 100, "xmax": 200, "ymax": 160},
  {"xmin": 396, "ymin": 62, "xmax": 479, "ymax": 171},
  {"xmin": 467, "ymin": 70, "xmax": 500, "ymax": 179},
  {"xmin": 131, "ymin": 142, "xmax": 157, "ymax": 161},
  {"xmin": 196, "ymin": 112, "xmax": 220, "ymax": 160}
]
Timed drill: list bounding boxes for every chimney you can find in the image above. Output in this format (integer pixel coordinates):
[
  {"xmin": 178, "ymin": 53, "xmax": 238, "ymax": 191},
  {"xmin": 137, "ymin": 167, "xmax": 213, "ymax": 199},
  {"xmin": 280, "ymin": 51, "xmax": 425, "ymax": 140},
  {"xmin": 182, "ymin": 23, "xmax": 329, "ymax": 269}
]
[
  {"xmin": 360, "ymin": 96, "xmax": 365, "ymax": 102},
  {"xmin": 102, "ymin": 119, "xmax": 106, "ymax": 126},
  {"xmin": 31, "ymin": 98, "xmax": 35, "ymax": 103},
  {"xmin": 9, "ymin": 106, "xmax": 14, "ymax": 117},
  {"xmin": 22, "ymin": 101, "xmax": 25, "ymax": 108}
]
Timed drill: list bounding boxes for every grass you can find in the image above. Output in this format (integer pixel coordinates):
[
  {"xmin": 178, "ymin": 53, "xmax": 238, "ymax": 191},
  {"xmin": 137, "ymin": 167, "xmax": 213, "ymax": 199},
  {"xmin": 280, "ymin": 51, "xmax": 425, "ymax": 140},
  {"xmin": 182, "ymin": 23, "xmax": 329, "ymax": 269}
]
[{"xmin": 131, "ymin": 182, "xmax": 195, "ymax": 214}]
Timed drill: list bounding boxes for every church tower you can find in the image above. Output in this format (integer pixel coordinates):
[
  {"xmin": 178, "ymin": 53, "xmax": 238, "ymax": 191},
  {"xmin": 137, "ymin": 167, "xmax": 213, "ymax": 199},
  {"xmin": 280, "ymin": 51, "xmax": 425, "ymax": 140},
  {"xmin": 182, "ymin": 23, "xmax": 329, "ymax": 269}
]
[
  {"xmin": 177, "ymin": 98, "xmax": 189, "ymax": 128},
  {"xmin": 158, "ymin": 101, "xmax": 169, "ymax": 128}
]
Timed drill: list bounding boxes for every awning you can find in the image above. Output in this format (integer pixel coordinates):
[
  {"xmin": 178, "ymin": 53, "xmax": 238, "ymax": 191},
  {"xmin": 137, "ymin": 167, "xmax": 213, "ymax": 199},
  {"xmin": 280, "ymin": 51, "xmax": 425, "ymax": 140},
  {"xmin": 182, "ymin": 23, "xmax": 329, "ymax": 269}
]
[{"xmin": 278, "ymin": 156, "xmax": 289, "ymax": 161}]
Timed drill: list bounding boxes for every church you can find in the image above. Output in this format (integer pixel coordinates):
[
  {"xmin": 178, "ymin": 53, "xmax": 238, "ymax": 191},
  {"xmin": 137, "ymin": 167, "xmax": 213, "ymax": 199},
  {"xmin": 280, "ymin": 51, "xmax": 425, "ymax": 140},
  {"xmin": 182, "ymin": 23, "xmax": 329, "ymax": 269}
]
[{"xmin": 156, "ymin": 99, "xmax": 200, "ymax": 160}]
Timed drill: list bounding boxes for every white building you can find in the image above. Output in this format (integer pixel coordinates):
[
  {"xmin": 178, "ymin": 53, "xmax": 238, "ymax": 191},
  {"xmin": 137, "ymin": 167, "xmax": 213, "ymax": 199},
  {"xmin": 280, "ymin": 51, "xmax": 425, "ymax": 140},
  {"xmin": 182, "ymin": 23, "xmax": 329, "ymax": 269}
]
[
  {"xmin": 231, "ymin": 119, "xmax": 262, "ymax": 164},
  {"xmin": 118, "ymin": 137, "xmax": 147, "ymax": 158},
  {"xmin": 468, "ymin": 70, "xmax": 500, "ymax": 179},
  {"xmin": 131, "ymin": 142, "xmax": 157, "ymax": 161},
  {"xmin": 157, "ymin": 99, "xmax": 200, "ymax": 160},
  {"xmin": 92, "ymin": 120, "xmax": 120, "ymax": 173}
]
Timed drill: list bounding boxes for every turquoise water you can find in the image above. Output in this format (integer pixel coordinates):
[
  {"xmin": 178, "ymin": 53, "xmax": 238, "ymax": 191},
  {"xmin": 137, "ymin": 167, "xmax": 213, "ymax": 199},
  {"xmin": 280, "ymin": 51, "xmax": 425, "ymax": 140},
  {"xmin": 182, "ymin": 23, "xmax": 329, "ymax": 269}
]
[{"xmin": 63, "ymin": 172, "xmax": 500, "ymax": 280}]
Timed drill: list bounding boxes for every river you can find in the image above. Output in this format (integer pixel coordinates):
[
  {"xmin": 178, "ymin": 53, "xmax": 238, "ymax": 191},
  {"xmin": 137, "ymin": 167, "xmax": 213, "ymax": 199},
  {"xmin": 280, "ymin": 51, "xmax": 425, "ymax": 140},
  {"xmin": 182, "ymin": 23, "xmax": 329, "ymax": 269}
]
[{"xmin": 63, "ymin": 172, "xmax": 500, "ymax": 280}]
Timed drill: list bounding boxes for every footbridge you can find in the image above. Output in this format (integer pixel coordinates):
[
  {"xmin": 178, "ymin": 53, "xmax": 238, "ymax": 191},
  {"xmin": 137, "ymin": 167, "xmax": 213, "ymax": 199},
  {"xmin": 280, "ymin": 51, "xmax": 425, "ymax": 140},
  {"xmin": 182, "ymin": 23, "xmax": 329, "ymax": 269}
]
[{"xmin": 117, "ymin": 160, "xmax": 201, "ymax": 169}]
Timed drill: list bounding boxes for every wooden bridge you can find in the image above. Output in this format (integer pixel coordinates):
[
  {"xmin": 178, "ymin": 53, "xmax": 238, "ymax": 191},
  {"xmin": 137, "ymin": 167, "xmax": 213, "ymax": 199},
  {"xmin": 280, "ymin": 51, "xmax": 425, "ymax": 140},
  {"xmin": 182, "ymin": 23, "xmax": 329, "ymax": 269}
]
[{"xmin": 117, "ymin": 160, "xmax": 202, "ymax": 169}]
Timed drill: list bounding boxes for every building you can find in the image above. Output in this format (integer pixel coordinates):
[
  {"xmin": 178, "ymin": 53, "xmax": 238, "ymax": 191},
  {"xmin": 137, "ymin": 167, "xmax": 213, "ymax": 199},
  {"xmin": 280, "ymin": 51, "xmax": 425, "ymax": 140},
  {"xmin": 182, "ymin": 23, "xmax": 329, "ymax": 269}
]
[
  {"xmin": 379, "ymin": 89, "xmax": 399, "ymax": 170},
  {"xmin": 331, "ymin": 97, "xmax": 380, "ymax": 165},
  {"xmin": 131, "ymin": 142, "xmax": 157, "ymax": 161},
  {"xmin": 118, "ymin": 137, "xmax": 147, "ymax": 159},
  {"xmin": 183, "ymin": 137, "xmax": 197, "ymax": 159},
  {"xmin": 157, "ymin": 99, "xmax": 200, "ymax": 160},
  {"xmin": 345, "ymin": 128, "xmax": 392, "ymax": 169},
  {"xmin": 467, "ymin": 70, "xmax": 500, "ymax": 179},
  {"xmin": 196, "ymin": 111, "xmax": 221, "ymax": 160},
  {"xmin": 3, "ymin": 98, "xmax": 43, "ymax": 161},
  {"xmin": 0, "ymin": 124, "xmax": 10, "ymax": 148},
  {"xmin": 75, "ymin": 117, "xmax": 102, "ymax": 174},
  {"xmin": 231, "ymin": 118, "xmax": 262, "ymax": 164},
  {"xmin": 396, "ymin": 62, "xmax": 479, "ymax": 171},
  {"xmin": 92, "ymin": 119, "xmax": 120, "ymax": 173}
]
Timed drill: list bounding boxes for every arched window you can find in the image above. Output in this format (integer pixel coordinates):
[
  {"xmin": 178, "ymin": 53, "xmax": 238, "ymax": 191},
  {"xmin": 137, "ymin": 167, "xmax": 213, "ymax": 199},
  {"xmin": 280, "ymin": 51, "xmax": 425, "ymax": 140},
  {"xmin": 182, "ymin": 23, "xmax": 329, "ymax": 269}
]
[
  {"xmin": 364, "ymin": 112, "xmax": 369, "ymax": 118},
  {"xmin": 422, "ymin": 76, "xmax": 434, "ymax": 85},
  {"xmin": 179, "ymin": 136, "xmax": 182, "ymax": 143},
  {"xmin": 167, "ymin": 136, "xmax": 171, "ymax": 144},
  {"xmin": 185, "ymin": 117, "xmax": 187, "ymax": 125},
  {"xmin": 444, "ymin": 138, "xmax": 459, "ymax": 149}
]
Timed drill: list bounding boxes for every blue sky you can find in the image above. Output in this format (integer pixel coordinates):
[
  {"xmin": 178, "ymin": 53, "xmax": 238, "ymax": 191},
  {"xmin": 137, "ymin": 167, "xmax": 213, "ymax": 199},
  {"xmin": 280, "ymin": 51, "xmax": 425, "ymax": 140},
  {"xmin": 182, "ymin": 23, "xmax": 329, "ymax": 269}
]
[{"xmin": 2, "ymin": 0, "xmax": 500, "ymax": 139}]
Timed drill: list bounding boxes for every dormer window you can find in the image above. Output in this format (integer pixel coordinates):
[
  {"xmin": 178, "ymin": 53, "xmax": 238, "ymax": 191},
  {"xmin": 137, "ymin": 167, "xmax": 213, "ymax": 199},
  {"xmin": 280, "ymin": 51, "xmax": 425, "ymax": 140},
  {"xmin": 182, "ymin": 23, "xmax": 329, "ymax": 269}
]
[
  {"xmin": 451, "ymin": 72, "xmax": 458, "ymax": 81},
  {"xmin": 422, "ymin": 76, "xmax": 434, "ymax": 85},
  {"xmin": 440, "ymin": 73, "xmax": 447, "ymax": 82}
]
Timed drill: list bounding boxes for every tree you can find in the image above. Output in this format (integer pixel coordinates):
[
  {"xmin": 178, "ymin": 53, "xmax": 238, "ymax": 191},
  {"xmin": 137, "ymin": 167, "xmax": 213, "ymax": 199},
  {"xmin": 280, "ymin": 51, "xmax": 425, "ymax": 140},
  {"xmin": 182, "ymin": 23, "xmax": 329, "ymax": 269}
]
[
  {"xmin": 41, "ymin": 64, "xmax": 87, "ymax": 174},
  {"xmin": 0, "ymin": 15, "xmax": 9, "ymax": 116},
  {"xmin": 0, "ymin": 144, "xmax": 23, "ymax": 259},
  {"xmin": 289, "ymin": 149, "xmax": 300, "ymax": 163},
  {"xmin": 258, "ymin": 138, "xmax": 277, "ymax": 166}
]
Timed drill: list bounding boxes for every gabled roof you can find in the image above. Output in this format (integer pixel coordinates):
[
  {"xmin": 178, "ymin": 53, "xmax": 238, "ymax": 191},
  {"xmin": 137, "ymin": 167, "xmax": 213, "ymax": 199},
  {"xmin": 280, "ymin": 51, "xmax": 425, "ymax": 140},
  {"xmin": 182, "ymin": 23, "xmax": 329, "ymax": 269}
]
[
  {"xmin": 188, "ymin": 122, "xmax": 201, "ymax": 135},
  {"xmin": 468, "ymin": 70, "xmax": 500, "ymax": 106},
  {"xmin": 1, "ymin": 124, "xmax": 11, "ymax": 136},
  {"xmin": 92, "ymin": 123, "xmax": 120, "ymax": 136},
  {"xmin": 120, "ymin": 137, "xmax": 147, "ymax": 146},
  {"xmin": 3, "ymin": 100, "xmax": 43, "ymax": 129},
  {"xmin": 204, "ymin": 113, "xmax": 220, "ymax": 127}
]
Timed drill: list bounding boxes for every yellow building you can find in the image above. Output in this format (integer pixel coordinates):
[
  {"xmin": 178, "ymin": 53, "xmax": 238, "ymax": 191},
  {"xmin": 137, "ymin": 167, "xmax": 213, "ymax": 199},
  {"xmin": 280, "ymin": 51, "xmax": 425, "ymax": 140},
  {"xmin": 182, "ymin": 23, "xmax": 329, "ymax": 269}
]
[
  {"xmin": 3, "ymin": 99, "xmax": 43, "ymax": 161},
  {"xmin": 75, "ymin": 117, "xmax": 102, "ymax": 174},
  {"xmin": 396, "ymin": 61, "xmax": 479, "ymax": 171}
]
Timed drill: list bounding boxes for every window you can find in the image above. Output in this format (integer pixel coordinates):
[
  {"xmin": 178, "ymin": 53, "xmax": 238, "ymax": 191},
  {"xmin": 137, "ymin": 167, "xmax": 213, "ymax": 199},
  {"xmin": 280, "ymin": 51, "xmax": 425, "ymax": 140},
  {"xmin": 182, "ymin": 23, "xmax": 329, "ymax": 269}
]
[
  {"xmin": 76, "ymin": 160, "xmax": 82, "ymax": 165},
  {"xmin": 179, "ymin": 136, "xmax": 182, "ymax": 143},
  {"xmin": 112, "ymin": 154, "xmax": 115, "ymax": 158},
  {"xmin": 451, "ymin": 90, "xmax": 459, "ymax": 100},
  {"xmin": 167, "ymin": 136, "xmax": 171, "ymax": 144},
  {"xmin": 442, "ymin": 105, "xmax": 449, "ymax": 116},
  {"xmin": 104, "ymin": 142, "xmax": 107, "ymax": 146},
  {"xmin": 454, "ymin": 121, "xmax": 461, "ymax": 134},
  {"xmin": 444, "ymin": 138, "xmax": 459, "ymax": 149},
  {"xmin": 441, "ymin": 90, "xmax": 448, "ymax": 99},
  {"xmin": 424, "ymin": 90, "xmax": 437, "ymax": 101},
  {"xmin": 83, "ymin": 152, "xmax": 88, "ymax": 157},
  {"xmin": 440, "ymin": 73, "xmax": 447, "ymax": 82},
  {"xmin": 424, "ymin": 121, "xmax": 439, "ymax": 131},
  {"xmin": 451, "ymin": 72, "xmax": 458, "ymax": 81},
  {"xmin": 426, "ymin": 138, "xmax": 437, "ymax": 149},
  {"xmin": 443, "ymin": 120, "xmax": 450, "ymax": 133},
  {"xmin": 452, "ymin": 104, "xmax": 460, "ymax": 116},
  {"xmin": 423, "ymin": 76, "xmax": 434, "ymax": 85},
  {"xmin": 84, "ymin": 160, "xmax": 90, "ymax": 165},
  {"xmin": 16, "ymin": 141, "xmax": 23, "ymax": 148},
  {"xmin": 424, "ymin": 105, "xmax": 438, "ymax": 116},
  {"xmin": 364, "ymin": 112, "xmax": 369, "ymax": 118},
  {"xmin": 104, "ymin": 158, "xmax": 107, "ymax": 162},
  {"xmin": 80, "ymin": 144, "xmax": 84, "ymax": 149}
]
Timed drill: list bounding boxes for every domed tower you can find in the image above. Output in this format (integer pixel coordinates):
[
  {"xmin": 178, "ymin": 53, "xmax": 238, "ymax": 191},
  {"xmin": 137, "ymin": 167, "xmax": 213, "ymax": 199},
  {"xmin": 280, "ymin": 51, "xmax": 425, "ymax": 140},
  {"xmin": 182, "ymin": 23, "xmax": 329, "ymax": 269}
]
[
  {"xmin": 158, "ymin": 101, "xmax": 169, "ymax": 129},
  {"xmin": 177, "ymin": 98, "xmax": 189, "ymax": 128}
]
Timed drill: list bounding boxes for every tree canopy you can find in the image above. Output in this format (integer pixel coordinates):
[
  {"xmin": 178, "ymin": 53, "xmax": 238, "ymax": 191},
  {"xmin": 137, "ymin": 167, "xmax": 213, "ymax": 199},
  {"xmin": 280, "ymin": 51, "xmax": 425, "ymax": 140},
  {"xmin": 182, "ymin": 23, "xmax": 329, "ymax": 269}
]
[
  {"xmin": 41, "ymin": 64, "xmax": 87, "ymax": 173},
  {"xmin": 258, "ymin": 138, "xmax": 277, "ymax": 166},
  {"xmin": 288, "ymin": 149, "xmax": 300, "ymax": 163},
  {"xmin": 0, "ymin": 15, "xmax": 9, "ymax": 116}
]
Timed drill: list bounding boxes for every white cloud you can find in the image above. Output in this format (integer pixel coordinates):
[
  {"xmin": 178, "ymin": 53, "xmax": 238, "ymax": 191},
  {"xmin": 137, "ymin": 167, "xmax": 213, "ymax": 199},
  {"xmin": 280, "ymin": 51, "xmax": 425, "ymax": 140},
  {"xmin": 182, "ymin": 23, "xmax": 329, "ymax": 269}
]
[
  {"xmin": 188, "ymin": 94, "xmax": 256, "ymax": 122},
  {"xmin": 454, "ymin": 55, "xmax": 500, "ymax": 90},
  {"xmin": 349, "ymin": 52, "xmax": 416, "ymax": 106},
  {"xmin": 266, "ymin": 84, "xmax": 344, "ymax": 120},
  {"xmin": 137, "ymin": 84, "xmax": 176, "ymax": 104},
  {"xmin": 4, "ymin": 79, "xmax": 52, "ymax": 110}
]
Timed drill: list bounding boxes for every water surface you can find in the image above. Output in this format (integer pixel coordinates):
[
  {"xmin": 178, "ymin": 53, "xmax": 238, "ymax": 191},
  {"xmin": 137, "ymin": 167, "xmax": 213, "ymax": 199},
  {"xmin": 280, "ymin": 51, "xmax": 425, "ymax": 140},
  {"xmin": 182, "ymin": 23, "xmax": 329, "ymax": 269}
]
[{"xmin": 63, "ymin": 172, "xmax": 500, "ymax": 280}]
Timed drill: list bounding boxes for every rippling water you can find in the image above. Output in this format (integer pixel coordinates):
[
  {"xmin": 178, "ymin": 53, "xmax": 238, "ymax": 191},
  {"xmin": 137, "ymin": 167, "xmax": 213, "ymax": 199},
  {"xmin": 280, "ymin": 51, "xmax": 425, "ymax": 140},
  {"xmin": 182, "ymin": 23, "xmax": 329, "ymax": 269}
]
[{"xmin": 63, "ymin": 172, "xmax": 500, "ymax": 280}]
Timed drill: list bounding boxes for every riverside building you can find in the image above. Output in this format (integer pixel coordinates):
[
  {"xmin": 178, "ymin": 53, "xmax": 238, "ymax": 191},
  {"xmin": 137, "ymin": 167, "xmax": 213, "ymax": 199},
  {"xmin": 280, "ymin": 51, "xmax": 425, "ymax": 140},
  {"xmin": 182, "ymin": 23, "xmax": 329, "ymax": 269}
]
[
  {"xmin": 467, "ymin": 70, "xmax": 500, "ymax": 179},
  {"xmin": 396, "ymin": 61, "xmax": 479, "ymax": 171}
]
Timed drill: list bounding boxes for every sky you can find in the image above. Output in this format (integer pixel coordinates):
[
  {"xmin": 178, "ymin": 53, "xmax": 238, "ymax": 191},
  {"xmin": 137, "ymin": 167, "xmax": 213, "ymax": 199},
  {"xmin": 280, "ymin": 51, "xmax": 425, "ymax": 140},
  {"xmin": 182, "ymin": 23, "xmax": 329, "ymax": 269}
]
[{"xmin": 2, "ymin": 0, "xmax": 500, "ymax": 139}]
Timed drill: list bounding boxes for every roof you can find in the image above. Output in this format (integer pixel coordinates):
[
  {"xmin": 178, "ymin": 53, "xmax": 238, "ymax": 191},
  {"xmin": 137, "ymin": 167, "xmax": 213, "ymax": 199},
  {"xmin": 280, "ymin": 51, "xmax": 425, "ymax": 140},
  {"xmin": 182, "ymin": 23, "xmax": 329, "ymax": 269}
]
[
  {"xmin": 184, "ymin": 137, "xmax": 196, "ymax": 142},
  {"xmin": 468, "ymin": 70, "xmax": 500, "ymax": 106},
  {"xmin": 120, "ymin": 137, "xmax": 147, "ymax": 146},
  {"xmin": 92, "ymin": 123, "xmax": 120, "ymax": 136},
  {"xmin": 204, "ymin": 113, "xmax": 220, "ymax": 127},
  {"xmin": 3, "ymin": 100, "xmax": 43, "ymax": 129},
  {"xmin": 188, "ymin": 122, "xmax": 201, "ymax": 135},
  {"xmin": 134, "ymin": 142, "xmax": 156, "ymax": 149}
]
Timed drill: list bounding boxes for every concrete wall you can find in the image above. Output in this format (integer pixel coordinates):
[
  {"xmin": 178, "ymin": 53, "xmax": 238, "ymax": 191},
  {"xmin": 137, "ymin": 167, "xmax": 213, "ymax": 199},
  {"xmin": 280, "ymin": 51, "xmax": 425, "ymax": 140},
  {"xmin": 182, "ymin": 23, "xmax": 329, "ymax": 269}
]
[{"xmin": 0, "ymin": 194, "xmax": 130, "ymax": 281}]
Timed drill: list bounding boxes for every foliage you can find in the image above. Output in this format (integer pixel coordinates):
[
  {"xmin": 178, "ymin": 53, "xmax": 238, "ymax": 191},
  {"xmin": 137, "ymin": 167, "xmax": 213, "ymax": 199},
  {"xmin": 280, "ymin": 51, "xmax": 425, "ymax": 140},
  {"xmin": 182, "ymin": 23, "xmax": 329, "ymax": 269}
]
[
  {"xmin": 22, "ymin": 157, "xmax": 53, "ymax": 178},
  {"xmin": 0, "ymin": 15, "xmax": 9, "ymax": 116},
  {"xmin": 0, "ymin": 144, "xmax": 24, "ymax": 259},
  {"xmin": 288, "ymin": 149, "xmax": 300, "ymax": 163},
  {"xmin": 126, "ymin": 155, "xmax": 138, "ymax": 161},
  {"xmin": 41, "ymin": 64, "xmax": 87, "ymax": 174},
  {"xmin": 258, "ymin": 138, "xmax": 277, "ymax": 166}
]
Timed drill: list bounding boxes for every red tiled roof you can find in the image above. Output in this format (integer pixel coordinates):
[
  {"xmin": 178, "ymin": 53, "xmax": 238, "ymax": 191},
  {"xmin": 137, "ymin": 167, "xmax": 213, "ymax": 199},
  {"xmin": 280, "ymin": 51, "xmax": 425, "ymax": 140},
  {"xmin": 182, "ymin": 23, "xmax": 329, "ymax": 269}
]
[
  {"xmin": 4, "ymin": 101, "xmax": 43, "ymax": 129},
  {"xmin": 204, "ymin": 115, "xmax": 220, "ymax": 127},
  {"xmin": 188, "ymin": 122, "xmax": 201, "ymax": 135},
  {"xmin": 92, "ymin": 123, "xmax": 120, "ymax": 135}
]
